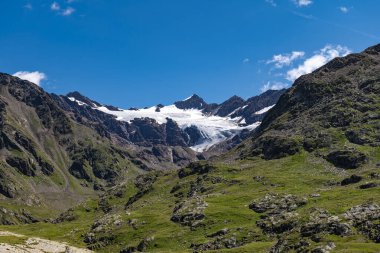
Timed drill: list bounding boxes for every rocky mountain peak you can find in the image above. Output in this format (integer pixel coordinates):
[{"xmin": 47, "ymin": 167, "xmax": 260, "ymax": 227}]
[
  {"xmin": 215, "ymin": 95, "xmax": 245, "ymax": 117},
  {"xmin": 174, "ymin": 94, "xmax": 207, "ymax": 110},
  {"xmin": 66, "ymin": 91, "xmax": 101, "ymax": 107}
]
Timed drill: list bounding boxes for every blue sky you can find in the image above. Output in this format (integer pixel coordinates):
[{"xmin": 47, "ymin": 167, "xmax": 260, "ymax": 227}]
[{"xmin": 1, "ymin": 0, "xmax": 379, "ymax": 108}]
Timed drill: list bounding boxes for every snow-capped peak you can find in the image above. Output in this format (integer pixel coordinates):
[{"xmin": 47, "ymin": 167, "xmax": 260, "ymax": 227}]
[{"xmin": 64, "ymin": 91, "xmax": 282, "ymax": 152}]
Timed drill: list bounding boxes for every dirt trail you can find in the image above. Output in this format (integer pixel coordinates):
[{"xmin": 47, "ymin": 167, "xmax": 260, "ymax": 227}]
[{"xmin": 0, "ymin": 231, "xmax": 93, "ymax": 253}]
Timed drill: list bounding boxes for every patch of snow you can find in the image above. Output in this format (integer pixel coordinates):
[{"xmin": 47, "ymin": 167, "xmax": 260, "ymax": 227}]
[
  {"xmin": 183, "ymin": 95, "xmax": 194, "ymax": 101},
  {"xmin": 95, "ymin": 104, "xmax": 261, "ymax": 152},
  {"xmin": 227, "ymin": 107, "xmax": 242, "ymax": 117},
  {"xmin": 67, "ymin": 97, "xmax": 88, "ymax": 106},
  {"xmin": 254, "ymin": 105, "xmax": 275, "ymax": 115}
]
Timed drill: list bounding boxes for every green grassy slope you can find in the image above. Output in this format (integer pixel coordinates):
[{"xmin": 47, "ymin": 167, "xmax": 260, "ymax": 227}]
[{"xmin": 2, "ymin": 145, "xmax": 379, "ymax": 252}]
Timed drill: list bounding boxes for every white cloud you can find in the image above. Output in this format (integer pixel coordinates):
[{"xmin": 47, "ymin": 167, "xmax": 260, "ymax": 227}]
[
  {"xmin": 265, "ymin": 0, "xmax": 277, "ymax": 7},
  {"xmin": 51, "ymin": 2, "xmax": 60, "ymax": 11},
  {"xmin": 293, "ymin": 0, "xmax": 313, "ymax": 7},
  {"xmin": 286, "ymin": 45, "xmax": 351, "ymax": 82},
  {"xmin": 62, "ymin": 7, "xmax": 75, "ymax": 16},
  {"xmin": 261, "ymin": 81, "xmax": 289, "ymax": 92},
  {"xmin": 243, "ymin": 58, "xmax": 250, "ymax": 63},
  {"xmin": 51, "ymin": 2, "xmax": 75, "ymax": 16},
  {"xmin": 340, "ymin": 6, "xmax": 349, "ymax": 13},
  {"xmin": 267, "ymin": 51, "xmax": 305, "ymax": 68},
  {"xmin": 13, "ymin": 71, "xmax": 47, "ymax": 86}
]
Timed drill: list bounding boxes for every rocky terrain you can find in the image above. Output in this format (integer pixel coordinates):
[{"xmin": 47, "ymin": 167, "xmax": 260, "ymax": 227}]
[
  {"xmin": 0, "ymin": 230, "xmax": 92, "ymax": 252},
  {"xmin": 0, "ymin": 43, "xmax": 378, "ymax": 253}
]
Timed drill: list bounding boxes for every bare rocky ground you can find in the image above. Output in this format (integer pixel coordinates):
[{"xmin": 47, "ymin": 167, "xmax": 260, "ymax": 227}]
[{"xmin": 0, "ymin": 231, "xmax": 93, "ymax": 253}]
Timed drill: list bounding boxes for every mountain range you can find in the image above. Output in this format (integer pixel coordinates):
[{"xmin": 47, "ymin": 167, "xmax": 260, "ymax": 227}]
[{"xmin": 0, "ymin": 43, "xmax": 378, "ymax": 253}]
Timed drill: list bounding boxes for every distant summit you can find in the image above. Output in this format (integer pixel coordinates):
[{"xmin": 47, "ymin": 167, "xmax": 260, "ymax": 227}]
[
  {"xmin": 174, "ymin": 94, "xmax": 207, "ymax": 110},
  {"xmin": 66, "ymin": 91, "xmax": 101, "ymax": 107}
]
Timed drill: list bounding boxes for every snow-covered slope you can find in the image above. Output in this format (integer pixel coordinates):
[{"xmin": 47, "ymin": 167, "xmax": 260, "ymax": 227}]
[{"xmin": 67, "ymin": 96, "xmax": 272, "ymax": 152}]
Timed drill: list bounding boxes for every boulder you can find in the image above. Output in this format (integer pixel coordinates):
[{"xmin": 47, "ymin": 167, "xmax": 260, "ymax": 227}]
[
  {"xmin": 344, "ymin": 203, "xmax": 380, "ymax": 224},
  {"xmin": 341, "ymin": 174, "xmax": 362, "ymax": 186},
  {"xmin": 301, "ymin": 209, "xmax": 351, "ymax": 237},
  {"xmin": 326, "ymin": 149, "xmax": 368, "ymax": 169},
  {"xmin": 171, "ymin": 196, "xmax": 207, "ymax": 228},
  {"xmin": 249, "ymin": 193, "xmax": 307, "ymax": 213},
  {"xmin": 256, "ymin": 212, "xmax": 300, "ymax": 234},
  {"xmin": 359, "ymin": 182, "xmax": 379, "ymax": 189}
]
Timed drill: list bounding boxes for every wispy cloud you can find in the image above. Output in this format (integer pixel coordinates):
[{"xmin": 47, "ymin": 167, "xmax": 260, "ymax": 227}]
[
  {"xmin": 291, "ymin": 11, "xmax": 314, "ymax": 19},
  {"xmin": 261, "ymin": 81, "xmax": 289, "ymax": 92},
  {"xmin": 286, "ymin": 45, "xmax": 350, "ymax": 82},
  {"xmin": 293, "ymin": 0, "xmax": 313, "ymax": 7},
  {"xmin": 51, "ymin": 2, "xmax": 60, "ymax": 11},
  {"xmin": 339, "ymin": 6, "xmax": 349, "ymax": 13},
  {"xmin": 50, "ymin": 1, "xmax": 75, "ymax": 16},
  {"xmin": 24, "ymin": 3, "xmax": 33, "ymax": 10},
  {"xmin": 265, "ymin": 0, "xmax": 277, "ymax": 7},
  {"xmin": 13, "ymin": 71, "xmax": 47, "ymax": 86},
  {"xmin": 267, "ymin": 51, "xmax": 305, "ymax": 68},
  {"xmin": 243, "ymin": 58, "xmax": 250, "ymax": 63},
  {"xmin": 62, "ymin": 7, "xmax": 75, "ymax": 16}
]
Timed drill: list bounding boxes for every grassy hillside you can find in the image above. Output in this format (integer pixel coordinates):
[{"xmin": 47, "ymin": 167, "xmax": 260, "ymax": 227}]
[{"xmin": 1, "ymin": 143, "xmax": 379, "ymax": 252}]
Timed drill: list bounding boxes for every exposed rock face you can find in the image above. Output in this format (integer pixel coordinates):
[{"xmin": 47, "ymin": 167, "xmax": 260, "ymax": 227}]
[
  {"xmin": 257, "ymin": 211, "xmax": 300, "ymax": 234},
  {"xmin": 214, "ymin": 95, "xmax": 245, "ymax": 117},
  {"xmin": 0, "ymin": 207, "xmax": 38, "ymax": 225},
  {"xmin": 6, "ymin": 157, "xmax": 36, "ymax": 177},
  {"xmin": 174, "ymin": 94, "xmax": 207, "ymax": 110},
  {"xmin": 359, "ymin": 182, "xmax": 379, "ymax": 189},
  {"xmin": 344, "ymin": 203, "xmax": 380, "ymax": 242},
  {"xmin": 69, "ymin": 160, "xmax": 93, "ymax": 182},
  {"xmin": 230, "ymin": 89, "xmax": 286, "ymax": 124},
  {"xmin": 66, "ymin": 91, "xmax": 101, "ymax": 107},
  {"xmin": 326, "ymin": 149, "xmax": 368, "ymax": 169},
  {"xmin": 84, "ymin": 214, "xmax": 121, "ymax": 249},
  {"xmin": 51, "ymin": 208, "xmax": 77, "ymax": 224},
  {"xmin": 250, "ymin": 193, "xmax": 307, "ymax": 235},
  {"xmin": 341, "ymin": 174, "xmax": 362, "ymax": 186},
  {"xmin": 0, "ymin": 171, "xmax": 18, "ymax": 198},
  {"xmin": 301, "ymin": 209, "xmax": 351, "ymax": 237},
  {"xmin": 171, "ymin": 196, "xmax": 208, "ymax": 228},
  {"xmin": 344, "ymin": 203, "xmax": 380, "ymax": 223},
  {"xmin": 249, "ymin": 193, "xmax": 307, "ymax": 213}
]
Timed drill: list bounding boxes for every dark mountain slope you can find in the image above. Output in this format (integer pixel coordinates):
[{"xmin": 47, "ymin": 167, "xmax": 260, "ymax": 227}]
[
  {"xmin": 239, "ymin": 44, "xmax": 380, "ymax": 161},
  {"xmin": 0, "ymin": 73, "xmax": 140, "ymax": 216}
]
